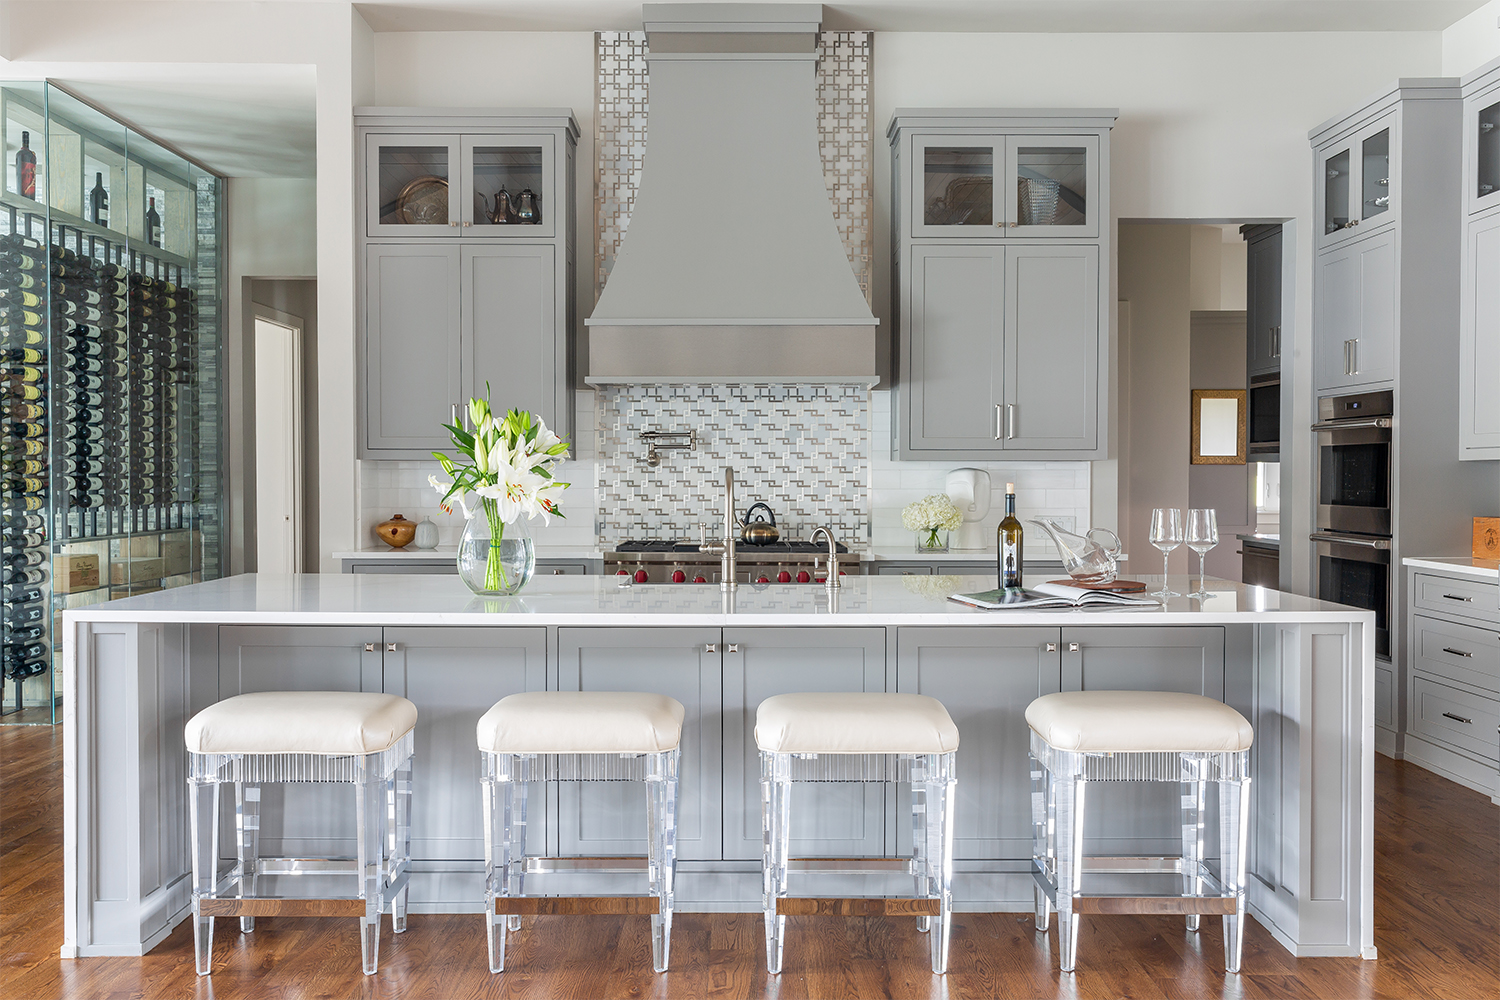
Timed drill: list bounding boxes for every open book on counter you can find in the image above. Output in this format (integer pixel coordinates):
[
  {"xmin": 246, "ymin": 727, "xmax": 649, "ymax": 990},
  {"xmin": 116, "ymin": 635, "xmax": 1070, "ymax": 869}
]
[{"xmin": 948, "ymin": 582, "xmax": 1162, "ymax": 610}]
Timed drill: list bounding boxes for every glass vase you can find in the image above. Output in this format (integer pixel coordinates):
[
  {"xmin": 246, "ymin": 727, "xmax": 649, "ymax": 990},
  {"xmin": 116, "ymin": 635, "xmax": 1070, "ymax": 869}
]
[
  {"xmin": 917, "ymin": 528, "xmax": 950, "ymax": 553},
  {"xmin": 457, "ymin": 502, "xmax": 534, "ymax": 596}
]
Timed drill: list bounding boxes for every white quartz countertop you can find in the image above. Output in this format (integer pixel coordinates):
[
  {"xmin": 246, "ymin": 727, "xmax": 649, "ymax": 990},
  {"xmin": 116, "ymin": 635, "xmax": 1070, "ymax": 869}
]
[
  {"xmin": 334, "ymin": 545, "xmax": 603, "ymax": 560},
  {"xmin": 65, "ymin": 573, "xmax": 1373, "ymax": 627},
  {"xmin": 1402, "ymin": 555, "xmax": 1500, "ymax": 582}
]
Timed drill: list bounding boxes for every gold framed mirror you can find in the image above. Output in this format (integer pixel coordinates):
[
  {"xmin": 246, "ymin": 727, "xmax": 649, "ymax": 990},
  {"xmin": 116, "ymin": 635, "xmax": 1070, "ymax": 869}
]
[{"xmin": 1191, "ymin": 389, "xmax": 1247, "ymax": 465}]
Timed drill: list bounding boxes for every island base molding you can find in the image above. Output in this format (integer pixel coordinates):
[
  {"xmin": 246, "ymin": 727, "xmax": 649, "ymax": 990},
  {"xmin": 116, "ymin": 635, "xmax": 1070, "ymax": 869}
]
[{"xmin": 61, "ymin": 613, "xmax": 1375, "ymax": 962}]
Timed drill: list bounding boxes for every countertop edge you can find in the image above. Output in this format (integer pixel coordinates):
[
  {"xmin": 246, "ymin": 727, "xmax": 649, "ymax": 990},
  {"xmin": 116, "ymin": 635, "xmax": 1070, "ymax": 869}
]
[{"xmin": 1401, "ymin": 556, "xmax": 1500, "ymax": 582}]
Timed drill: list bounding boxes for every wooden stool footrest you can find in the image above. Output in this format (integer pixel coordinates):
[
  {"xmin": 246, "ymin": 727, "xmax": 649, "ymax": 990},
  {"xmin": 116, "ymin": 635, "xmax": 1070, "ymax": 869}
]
[
  {"xmin": 775, "ymin": 896, "xmax": 940, "ymax": 917},
  {"xmin": 494, "ymin": 895, "xmax": 660, "ymax": 916},
  {"xmin": 1072, "ymin": 895, "xmax": 1241, "ymax": 915},
  {"xmin": 199, "ymin": 897, "xmax": 368, "ymax": 918}
]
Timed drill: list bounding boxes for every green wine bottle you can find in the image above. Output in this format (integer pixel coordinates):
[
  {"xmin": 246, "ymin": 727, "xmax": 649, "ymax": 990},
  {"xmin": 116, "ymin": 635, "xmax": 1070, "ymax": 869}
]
[{"xmin": 998, "ymin": 482, "xmax": 1024, "ymax": 591}]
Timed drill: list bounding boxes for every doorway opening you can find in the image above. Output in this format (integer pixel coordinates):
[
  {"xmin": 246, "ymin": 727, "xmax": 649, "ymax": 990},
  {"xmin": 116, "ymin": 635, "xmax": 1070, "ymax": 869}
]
[{"xmin": 253, "ymin": 309, "xmax": 303, "ymax": 573}]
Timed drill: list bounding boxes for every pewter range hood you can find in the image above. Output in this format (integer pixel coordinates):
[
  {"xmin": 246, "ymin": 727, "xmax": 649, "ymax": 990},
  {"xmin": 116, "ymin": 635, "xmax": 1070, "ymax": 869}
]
[{"xmin": 585, "ymin": 3, "xmax": 879, "ymax": 386}]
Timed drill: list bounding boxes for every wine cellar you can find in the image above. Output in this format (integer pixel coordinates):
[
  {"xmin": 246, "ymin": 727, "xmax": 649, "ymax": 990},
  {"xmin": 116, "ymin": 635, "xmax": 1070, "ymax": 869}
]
[{"xmin": 1, "ymin": 82, "xmax": 224, "ymax": 724}]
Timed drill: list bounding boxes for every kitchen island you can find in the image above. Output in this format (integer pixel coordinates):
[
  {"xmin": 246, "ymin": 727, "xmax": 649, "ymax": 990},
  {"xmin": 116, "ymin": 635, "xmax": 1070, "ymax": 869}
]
[{"xmin": 61, "ymin": 574, "xmax": 1376, "ymax": 963}]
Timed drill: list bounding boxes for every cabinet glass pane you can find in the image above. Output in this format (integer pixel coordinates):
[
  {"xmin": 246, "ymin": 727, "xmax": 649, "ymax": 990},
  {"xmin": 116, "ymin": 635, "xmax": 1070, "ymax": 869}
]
[
  {"xmin": 924, "ymin": 147, "xmax": 992, "ymax": 226},
  {"xmin": 376, "ymin": 145, "xmax": 449, "ymax": 227},
  {"xmin": 470, "ymin": 145, "xmax": 544, "ymax": 227},
  {"xmin": 1324, "ymin": 149, "xmax": 1350, "ymax": 234},
  {"xmin": 1479, "ymin": 101, "xmax": 1500, "ymax": 199},
  {"xmin": 1361, "ymin": 129, "xmax": 1389, "ymax": 221},
  {"xmin": 1016, "ymin": 146, "xmax": 1087, "ymax": 226}
]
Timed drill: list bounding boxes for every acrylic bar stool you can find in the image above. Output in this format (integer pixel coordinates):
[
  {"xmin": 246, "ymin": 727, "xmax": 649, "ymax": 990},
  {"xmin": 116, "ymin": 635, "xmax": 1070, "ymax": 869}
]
[
  {"xmin": 1026, "ymin": 690, "xmax": 1254, "ymax": 973},
  {"xmin": 185, "ymin": 691, "xmax": 417, "ymax": 976},
  {"xmin": 756, "ymin": 692, "xmax": 959, "ymax": 975},
  {"xmin": 477, "ymin": 691, "xmax": 684, "ymax": 974}
]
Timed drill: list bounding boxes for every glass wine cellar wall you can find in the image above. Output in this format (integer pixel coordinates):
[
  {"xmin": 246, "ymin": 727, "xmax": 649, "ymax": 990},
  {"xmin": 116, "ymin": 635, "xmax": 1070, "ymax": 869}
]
[{"xmin": 1, "ymin": 83, "xmax": 225, "ymax": 724}]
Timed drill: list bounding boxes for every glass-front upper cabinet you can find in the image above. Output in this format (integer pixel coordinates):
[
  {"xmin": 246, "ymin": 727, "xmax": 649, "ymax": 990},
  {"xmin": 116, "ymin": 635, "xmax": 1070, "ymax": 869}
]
[
  {"xmin": 462, "ymin": 135, "xmax": 555, "ymax": 238},
  {"xmin": 1318, "ymin": 117, "xmax": 1395, "ymax": 250},
  {"xmin": 366, "ymin": 134, "xmax": 461, "ymax": 236},
  {"xmin": 1470, "ymin": 89, "xmax": 1500, "ymax": 214},
  {"xmin": 908, "ymin": 134, "xmax": 1099, "ymax": 238}
]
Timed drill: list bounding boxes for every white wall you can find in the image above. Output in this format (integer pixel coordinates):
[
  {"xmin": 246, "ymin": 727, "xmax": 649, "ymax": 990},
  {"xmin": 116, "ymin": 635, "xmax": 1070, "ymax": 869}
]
[{"xmin": 1444, "ymin": 0, "xmax": 1500, "ymax": 77}]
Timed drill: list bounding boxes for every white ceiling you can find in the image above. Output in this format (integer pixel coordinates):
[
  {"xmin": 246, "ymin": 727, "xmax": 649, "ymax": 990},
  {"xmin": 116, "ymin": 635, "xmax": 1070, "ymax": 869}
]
[{"xmin": 353, "ymin": 0, "xmax": 1490, "ymax": 34}]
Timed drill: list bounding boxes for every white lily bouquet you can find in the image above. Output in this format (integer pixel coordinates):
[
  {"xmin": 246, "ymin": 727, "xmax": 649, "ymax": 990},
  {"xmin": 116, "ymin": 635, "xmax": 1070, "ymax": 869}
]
[
  {"xmin": 902, "ymin": 494, "xmax": 963, "ymax": 552},
  {"xmin": 429, "ymin": 390, "xmax": 570, "ymax": 595}
]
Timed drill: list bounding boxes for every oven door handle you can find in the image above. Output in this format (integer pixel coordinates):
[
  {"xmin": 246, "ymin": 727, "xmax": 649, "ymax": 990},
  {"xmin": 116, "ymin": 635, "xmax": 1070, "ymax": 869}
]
[
  {"xmin": 1311, "ymin": 418, "xmax": 1392, "ymax": 431},
  {"xmin": 1309, "ymin": 532, "xmax": 1391, "ymax": 549}
]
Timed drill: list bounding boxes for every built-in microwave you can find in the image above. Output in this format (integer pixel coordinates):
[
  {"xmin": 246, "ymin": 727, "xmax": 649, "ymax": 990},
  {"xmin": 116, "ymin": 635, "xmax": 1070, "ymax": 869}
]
[
  {"xmin": 1314, "ymin": 390, "xmax": 1393, "ymax": 537},
  {"xmin": 1248, "ymin": 372, "xmax": 1280, "ymax": 460}
]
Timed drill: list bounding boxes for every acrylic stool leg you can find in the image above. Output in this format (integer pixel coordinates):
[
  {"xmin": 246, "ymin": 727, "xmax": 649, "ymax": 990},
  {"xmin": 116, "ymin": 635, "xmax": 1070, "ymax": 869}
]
[
  {"xmin": 761, "ymin": 753, "xmax": 791, "ymax": 975},
  {"xmin": 189, "ymin": 777, "xmax": 221, "ymax": 976},
  {"xmin": 910, "ymin": 760, "xmax": 930, "ymax": 933},
  {"xmin": 1220, "ymin": 776, "xmax": 1251, "ymax": 973},
  {"xmin": 926, "ymin": 759, "xmax": 956, "ymax": 975},
  {"xmin": 356, "ymin": 770, "xmax": 385, "ymax": 975},
  {"xmin": 1055, "ymin": 775, "xmax": 1085, "ymax": 973},
  {"xmin": 1030, "ymin": 753, "xmax": 1052, "ymax": 933},
  {"xmin": 648, "ymin": 751, "xmax": 679, "ymax": 973},
  {"xmin": 390, "ymin": 763, "xmax": 412, "ymax": 934},
  {"xmin": 235, "ymin": 782, "xmax": 260, "ymax": 933},
  {"xmin": 506, "ymin": 776, "xmax": 528, "ymax": 934},
  {"xmin": 1181, "ymin": 776, "xmax": 1206, "ymax": 933}
]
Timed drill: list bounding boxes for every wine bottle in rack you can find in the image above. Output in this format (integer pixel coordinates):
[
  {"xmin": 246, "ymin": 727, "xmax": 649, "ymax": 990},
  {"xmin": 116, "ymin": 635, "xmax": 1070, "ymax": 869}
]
[
  {"xmin": 15, "ymin": 132, "xmax": 37, "ymax": 200},
  {"xmin": 145, "ymin": 198, "xmax": 162, "ymax": 248},
  {"xmin": 90, "ymin": 172, "xmax": 109, "ymax": 226}
]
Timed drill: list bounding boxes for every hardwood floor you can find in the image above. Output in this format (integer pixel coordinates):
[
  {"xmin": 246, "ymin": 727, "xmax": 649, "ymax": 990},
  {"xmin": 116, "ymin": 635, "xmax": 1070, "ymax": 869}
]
[{"xmin": 2, "ymin": 722, "xmax": 1495, "ymax": 999}]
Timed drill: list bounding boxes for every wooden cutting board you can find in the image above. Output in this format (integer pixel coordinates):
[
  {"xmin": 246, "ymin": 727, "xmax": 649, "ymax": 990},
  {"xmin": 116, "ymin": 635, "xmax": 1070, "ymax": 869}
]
[
  {"xmin": 1046, "ymin": 578, "xmax": 1148, "ymax": 594},
  {"xmin": 1475, "ymin": 517, "xmax": 1500, "ymax": 560}
]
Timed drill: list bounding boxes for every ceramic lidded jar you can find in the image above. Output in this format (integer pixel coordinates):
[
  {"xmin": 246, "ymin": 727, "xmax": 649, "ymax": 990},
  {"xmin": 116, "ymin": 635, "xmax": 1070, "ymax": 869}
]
[{"xmin": 376, "ymin": 514, "xmax": 417, "ymax": 549}]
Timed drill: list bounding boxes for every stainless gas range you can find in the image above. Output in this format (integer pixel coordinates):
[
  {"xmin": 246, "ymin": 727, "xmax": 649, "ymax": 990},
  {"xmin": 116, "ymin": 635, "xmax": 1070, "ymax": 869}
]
[{"xmin": 603, "ymin": 540, "xmax": 860, "ymax": 584}]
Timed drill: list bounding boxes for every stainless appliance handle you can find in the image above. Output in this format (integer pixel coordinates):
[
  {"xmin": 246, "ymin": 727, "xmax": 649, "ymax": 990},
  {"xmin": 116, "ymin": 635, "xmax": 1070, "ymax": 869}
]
[
  {"xmin": 1271, "ymin": 326, "xmax": 1281, "ymax": 358},
  {"xmin": 1311, "ymin": 418, "xmax": 1392, "ymax": 431},
  {"xmin": 1309, "ymin": 533, "xmax": 1391, "ymax": 549}
]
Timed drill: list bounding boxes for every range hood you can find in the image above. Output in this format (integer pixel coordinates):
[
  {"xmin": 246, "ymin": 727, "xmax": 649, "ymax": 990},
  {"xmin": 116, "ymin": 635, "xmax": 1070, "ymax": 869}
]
[{"xmin": 585, "ymin": 3, "xmax": 879, "ymax": 385}]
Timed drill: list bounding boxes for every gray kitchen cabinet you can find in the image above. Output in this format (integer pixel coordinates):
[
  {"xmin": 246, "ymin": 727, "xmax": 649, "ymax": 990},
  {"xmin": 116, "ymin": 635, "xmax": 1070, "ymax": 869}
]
[
  {"xmin": 382, "ymin": 627, "xmax": 547, "ymax": 862},
  {"xmin": 362, "ymin": 244, "xmax": 463, "ymax": 454},
  {"xmin": 894, "ymin": 627, "xmax": 1061, "ymax": 860},
  {"xmin": 1462, "ymin": 57, "xmax": 1500, "ymax": 218},
  {"xmin": 357, "ymin": 109, "xmax": 578, "ymax": 459},
  {"xmin": 1459, "ymin": 207, "xmax": 1500, "ymax": 459},
  {"xmin": 1315, "ymin": 114, "xmax": 1397, "ymax": 253},
  {"xmin": 556, "ymin": 627, "xmax": 723, "ymax": 860},
  {"xmin": 1245, "ymin": 225, "xmax": 1283, "ymax": 377},
  {"xmin": 889, "ymin": 110, "xmax": 1113, "ymax": 462},
  {"xmin": 216, "ymin": 626, "xmax": 384, "ymax": 859},
  {"xmin": 1315, "ymin": 229, "xmax": 1396, "ymax": 391},
  {"xmin": 722, "ymin": 627, "xmax": 888, "ymax": 860},
  {"xmin": 463, "ymin": 244, "xmax": 560, "ymax": 430}
]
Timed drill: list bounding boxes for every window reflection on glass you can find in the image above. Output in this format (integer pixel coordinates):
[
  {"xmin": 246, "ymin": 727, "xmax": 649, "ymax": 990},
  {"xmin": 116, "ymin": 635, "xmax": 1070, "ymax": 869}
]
[
  {"xmin": 1324, "ymin": 149, "xmax": 1350, "ymax": 234},
  {"xmin": 1479, "ymin": 101, "xmax": 1500, "ymax": 199},
  {"xmin": 923, "ymin": 146, "xmax": 992, "ymax": 226},
  {"xmin": 1016, "ymin": 146, "xmax": 1086, "ymax": 226},
  {"xmin": 1361, "ymin": 129, "xmax": 1389, "ymax": 221},
  {"xmin": 471, "ymin": 146, "xmax": 544, "ymax": 226},
  {"xmin": 378, "ymin": 145, "xmax": 449, "ymax": 226}
]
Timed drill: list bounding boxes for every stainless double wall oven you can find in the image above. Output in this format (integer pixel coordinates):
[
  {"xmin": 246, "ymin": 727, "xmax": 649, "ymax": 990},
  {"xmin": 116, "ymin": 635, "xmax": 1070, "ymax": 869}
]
[{"xmin": 1312, "ymin": 389, "xmax": 1393, "ymax": 657}]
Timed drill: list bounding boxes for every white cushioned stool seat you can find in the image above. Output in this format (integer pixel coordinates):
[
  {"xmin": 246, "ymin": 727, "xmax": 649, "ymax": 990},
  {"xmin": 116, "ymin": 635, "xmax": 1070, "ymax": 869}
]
[
  {"xmin": 185, "ymin": 691, "xmax": 418, "ymax": 755},
  {"xmin": 755, "ymin": 692, "xmax": 960, "ymax": 755},
  {"xmin": 477, "ymin": 691, "xmax": 685, "ymax": 754},
  {"xmin": 1025, "ymin": 690, "xmax": 1253, "ymax": 754}
]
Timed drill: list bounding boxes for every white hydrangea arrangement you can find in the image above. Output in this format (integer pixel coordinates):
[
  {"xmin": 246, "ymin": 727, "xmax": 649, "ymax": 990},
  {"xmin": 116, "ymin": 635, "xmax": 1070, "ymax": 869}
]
[{"xmin": 901, "ymin": 494, "xmax": 964, "ymax": 550}]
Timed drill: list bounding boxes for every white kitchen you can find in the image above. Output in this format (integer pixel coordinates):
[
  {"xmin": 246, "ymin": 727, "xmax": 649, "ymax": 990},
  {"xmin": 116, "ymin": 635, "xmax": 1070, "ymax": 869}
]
[{"xmin": 0, "ymin": 2, "xmax": 1497, "ymax": 998}]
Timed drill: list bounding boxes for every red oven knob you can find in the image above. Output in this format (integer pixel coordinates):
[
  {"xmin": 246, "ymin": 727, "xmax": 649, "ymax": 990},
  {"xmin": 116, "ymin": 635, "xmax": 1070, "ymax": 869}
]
[
  {"xmin": 777, "ymin": 570, "xmax": 792, "ymax": 583},
  {"xmin": 634, "ymin": 569, "xmax": 649, "ymax": 584},
  {"xmin": 671, "ymin": 569, "xmax": 686, "ymax": 583},
  {"xmin": 756, "ymin": 574, "xmax": 771, "ymax": 584},
  {"xmin": 796, "ymin": 570, "xmax": 811, "ymax": 583},
  {"xmin": 839, "ymin": 570, "xmax": 846, "ymax": 577},
  {"xmin": 693, "ymin": 575, "xmax": 708, "ymax": 584}
]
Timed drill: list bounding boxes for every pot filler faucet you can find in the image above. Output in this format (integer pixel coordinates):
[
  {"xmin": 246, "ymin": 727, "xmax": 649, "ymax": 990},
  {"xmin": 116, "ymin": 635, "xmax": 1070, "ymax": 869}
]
[{"xmin": 699, "ymin": 467, "xmax": 737, "ymax": 591}]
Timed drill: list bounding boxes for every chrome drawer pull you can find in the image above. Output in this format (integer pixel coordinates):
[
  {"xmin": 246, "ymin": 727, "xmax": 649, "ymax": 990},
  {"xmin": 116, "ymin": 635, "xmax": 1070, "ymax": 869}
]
[
  {"xmin": 1441, "ymin": 594, "xmax": 1474, "ymax": 603},
  {"xmin": 1441, "ymin": 712, "xmax": 1473, "ymax": 725},
  {"xmin": 1442, "ymin": 647, "xmax": 1474, "ymax": 658}
]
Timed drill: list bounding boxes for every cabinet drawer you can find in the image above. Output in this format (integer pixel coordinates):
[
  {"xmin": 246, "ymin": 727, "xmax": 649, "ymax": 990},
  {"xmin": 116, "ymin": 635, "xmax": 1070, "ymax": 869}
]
[
  {"xmin": 1411, "ymin": 676, "xmax": 1500, "ymax": 761},
  {"xmin": 1412, "ymin": 573, "xmax": 1500, "ymax": 625},
  {"xmin": 1412, "ymin": 614, "xmax": 1500, "ymax": 694},
  {"xmin": 537, "ymin": 561, "xmax": 589, "ymax": 576}
]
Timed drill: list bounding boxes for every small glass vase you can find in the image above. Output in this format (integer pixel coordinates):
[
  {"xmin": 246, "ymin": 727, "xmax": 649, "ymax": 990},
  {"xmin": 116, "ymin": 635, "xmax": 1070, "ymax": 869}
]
[
  {"xmin": 457, "ymin": 504, "xmax": 535, "ymax": 596},
  {"xmin": 916, "ymin": 528, "xmax": 950, "ymax": 553}
]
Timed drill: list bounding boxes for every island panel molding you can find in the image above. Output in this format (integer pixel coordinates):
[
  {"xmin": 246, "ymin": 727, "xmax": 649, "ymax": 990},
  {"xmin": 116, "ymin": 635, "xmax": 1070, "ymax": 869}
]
[{"xmin": 62, "ymin": 575, "xmax": 1375, "ymax": 961}]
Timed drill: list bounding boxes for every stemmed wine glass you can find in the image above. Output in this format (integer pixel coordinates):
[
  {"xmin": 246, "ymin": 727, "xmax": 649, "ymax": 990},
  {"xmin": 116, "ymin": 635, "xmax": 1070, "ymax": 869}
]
[
  {"xmin": 1185, "ymin": 508, "xmax": 1219, "ymax": 600},
  {"xmin": 1149, "ymin": 508, "xmax": 1183, "ymax": 599}
]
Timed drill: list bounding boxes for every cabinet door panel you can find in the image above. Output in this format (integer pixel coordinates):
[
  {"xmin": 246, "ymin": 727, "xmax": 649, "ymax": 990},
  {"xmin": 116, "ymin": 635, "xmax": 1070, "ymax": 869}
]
[
  {"xmin": 1247, "ymin": 230, "xmax": 1283, "ymax": 377},
  {"xmin": 895, "ymin": 627, "xmax": 1061, "ymax": 860},
  {"xmin": 365, "ymin": 133, "xmax": 461, "ymax": 237},
  {"xmin": 723, "ymin": 628, "xmax": 887, "ymax": 860},
  {"xmin": 364, "ymin": 244, "xmax": 462, "ymax": 453},
  {"xmin": 465, "ymin": 245, "xmax": 558, "ymax": 431},
  {"xmin": 1061, "ymin": 626, "xmax": 1227, "ymax": 856},
  {"xmin": 461, "ymin": 134, "xmax": 557, "ymax": 238},
  {"xmin": 1004, "ymin": 135, "xmax": 1100, "ymax": 238},
  {"xmin": 1461, "ymin": 212, "xmax": 1500, "ymax": 456},
  {"xmin": 216, "ymin": 626, "xmax": 384, "ymax": 858},
  {"xmin": 908, "ymin": 245, "xmax": 1005, "ymax": 453},
  {"xmin": 1315, "ymin": 231, "xmax": 1395, "ymax": 391},
  {"xmin": 557, "ymin": 627, "xmax": 722, "ymax": 861},
  {"xmin": 1004, "ymin": 245, "xmax": 1098, "ymax": 450},
  {"xmin": 908, "ymin": 135, "xmax": 1004, "ymax": 239},
  {"xmin": 383, "ymin": 627, "xmax": 547, "ymax": 861}
]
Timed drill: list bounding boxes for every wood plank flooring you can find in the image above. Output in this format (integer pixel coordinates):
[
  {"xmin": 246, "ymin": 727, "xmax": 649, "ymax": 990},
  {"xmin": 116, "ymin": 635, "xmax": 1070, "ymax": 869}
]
[{"xmin": 2, "ymin": 722, "xmax": 1496, "ymax": 999}]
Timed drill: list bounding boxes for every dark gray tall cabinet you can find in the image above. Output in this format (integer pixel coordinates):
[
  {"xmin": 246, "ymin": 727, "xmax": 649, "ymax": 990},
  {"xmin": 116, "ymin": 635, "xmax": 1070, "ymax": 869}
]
[
  {"xmin": 887, "ymin": 109, "xmax": 1115, "ymax": 460},
  {"xmin": 356, "ymin": 109, "xmax": 578, "ymax": 458}
]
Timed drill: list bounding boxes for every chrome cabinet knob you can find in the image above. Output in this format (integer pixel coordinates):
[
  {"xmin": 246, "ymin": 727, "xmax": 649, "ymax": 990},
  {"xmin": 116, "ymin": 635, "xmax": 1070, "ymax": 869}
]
[
  {"xmin": 1045, "ymin": 642, "xmax": 1058, "ymax": 652},
  {"xmin": 387, "ymin": 643, "xmax": 398, "ymax": 653},
  {"xmin": 1068, "ymin": 642, "xmax": 1081, "ymax": 652},
  {"xmin": 364, "ymin": 643, "xmax": 376, "ymax": 652},
  {"xmin": 727, "ymin": 643, "xmax": 740, "ymax": 653}
]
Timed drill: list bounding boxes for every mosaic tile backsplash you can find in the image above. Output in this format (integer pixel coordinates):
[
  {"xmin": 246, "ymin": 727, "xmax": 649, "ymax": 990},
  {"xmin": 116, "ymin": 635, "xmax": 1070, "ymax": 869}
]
[{"xmin": 595, "ymin": 385, "xmax": 871, "ymax": 545}]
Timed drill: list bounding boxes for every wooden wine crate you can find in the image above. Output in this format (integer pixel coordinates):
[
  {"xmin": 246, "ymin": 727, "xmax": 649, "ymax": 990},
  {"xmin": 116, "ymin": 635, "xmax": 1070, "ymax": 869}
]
[
  {"xmin": 1475, "ymin": 517, "xmax": 1500, "ymax": 560},
  {"xmin": 53, "ymin": 553, "xmax": 101, "ymax": 594}
]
